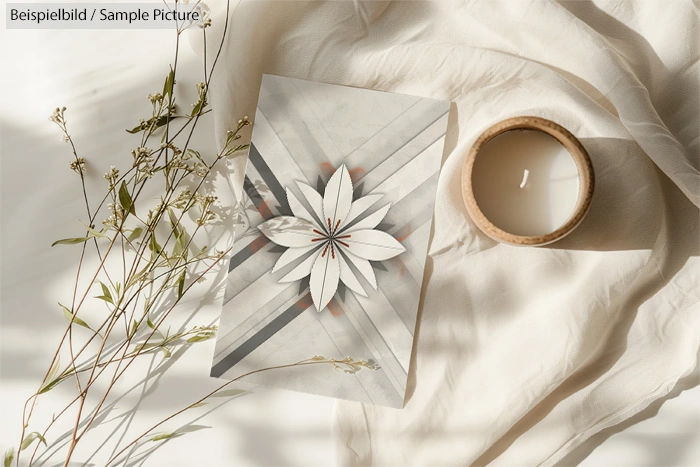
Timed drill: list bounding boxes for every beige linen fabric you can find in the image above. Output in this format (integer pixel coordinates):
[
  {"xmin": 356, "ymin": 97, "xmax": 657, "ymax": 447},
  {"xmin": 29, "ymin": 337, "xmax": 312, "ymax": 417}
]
[{"xmin": 201, "ymin": 1, "xmax": 700, "ymax": 465}]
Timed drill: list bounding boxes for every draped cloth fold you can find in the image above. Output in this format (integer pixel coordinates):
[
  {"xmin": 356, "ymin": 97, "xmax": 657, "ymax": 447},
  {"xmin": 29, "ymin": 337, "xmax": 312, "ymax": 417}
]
[{"xmin": 201, "ymin": 1, "xmax": 699, "ymax": 465}]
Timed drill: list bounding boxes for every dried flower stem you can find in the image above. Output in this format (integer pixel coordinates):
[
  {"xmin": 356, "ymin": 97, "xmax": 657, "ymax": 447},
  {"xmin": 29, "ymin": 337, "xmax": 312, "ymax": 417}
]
[
  {"xmin": 6, "ymin": 3, "xmax": 377, "ymax": 467},
  {"xmin": 104, "ymin": 357, "xmax": 376, "ymax": 466}
]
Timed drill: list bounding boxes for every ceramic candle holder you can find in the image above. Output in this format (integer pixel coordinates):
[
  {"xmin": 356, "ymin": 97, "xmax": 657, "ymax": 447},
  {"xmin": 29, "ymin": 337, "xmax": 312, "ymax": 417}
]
[{"xmin": 462, "ymin": 116, "xmax": 594, "ymax": 246}]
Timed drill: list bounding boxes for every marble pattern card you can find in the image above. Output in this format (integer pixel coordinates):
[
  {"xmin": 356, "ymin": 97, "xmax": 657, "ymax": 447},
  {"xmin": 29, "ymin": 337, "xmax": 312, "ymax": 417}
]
[{"xmin": 211, "ymin": 74, "xmax": 450, "ymax": 408}]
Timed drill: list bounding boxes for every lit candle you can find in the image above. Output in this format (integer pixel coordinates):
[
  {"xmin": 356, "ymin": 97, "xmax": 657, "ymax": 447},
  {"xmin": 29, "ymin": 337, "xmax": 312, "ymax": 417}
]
[{"xmin": 462, "ymin": 117, "xmax": 594, "ymax": 246}]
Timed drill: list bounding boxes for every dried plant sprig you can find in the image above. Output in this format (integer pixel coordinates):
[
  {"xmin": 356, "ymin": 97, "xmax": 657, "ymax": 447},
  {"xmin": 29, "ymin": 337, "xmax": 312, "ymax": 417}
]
[
  {"xmin": 103, "ymin": 356, "xmax": 378, "ymax": 466},
  {"xmin": 314, "ymin": 355, "xmax": 380, "ymax": 374},
  {"xmin": 6, "ymin": 2, "xmax": 377, "ymax": 467}
]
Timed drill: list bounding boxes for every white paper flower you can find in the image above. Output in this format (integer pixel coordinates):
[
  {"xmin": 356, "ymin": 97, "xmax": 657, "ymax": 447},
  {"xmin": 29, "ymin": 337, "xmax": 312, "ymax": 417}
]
[{"xmin": 258, "ymin": 164, "xmax": 406, "ymax": 312}]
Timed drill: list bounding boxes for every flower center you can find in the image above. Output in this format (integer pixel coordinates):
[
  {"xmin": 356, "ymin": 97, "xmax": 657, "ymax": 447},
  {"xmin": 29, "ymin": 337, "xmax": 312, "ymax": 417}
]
[{"xmin": 311, "ymin": 218, "xmax": 352, "ymax": 258}]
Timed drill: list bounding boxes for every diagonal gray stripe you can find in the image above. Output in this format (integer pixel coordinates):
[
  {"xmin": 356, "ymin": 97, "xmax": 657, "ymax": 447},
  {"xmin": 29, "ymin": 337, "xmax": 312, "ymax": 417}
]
[
  {"xmin": 228, "ymin": 176, "xmax": 273, "ymax": 274},
  {"xmin": 243, "ymin": 175, "xmax": 264, "ymax": 209},
  {"xmin": 210, "ymin": 293, "xmax": 313, "ymax": 377},
  {"xmin": 248, "ymin": 142, "xmax": 291, "ymax": 215},
  {"xmin": 227, "ymin": 235, "xmax": 270, "ymax": 273},
  {"xmin": 228, "ymin": 154, "xmax": 287, "ymax": 275}
]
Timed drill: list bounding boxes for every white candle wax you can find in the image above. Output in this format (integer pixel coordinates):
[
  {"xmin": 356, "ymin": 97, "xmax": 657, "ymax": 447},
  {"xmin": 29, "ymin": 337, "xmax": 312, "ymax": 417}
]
[{"xmin": 471, "ymin": 130, "xmax": 580, "ymax": 237}]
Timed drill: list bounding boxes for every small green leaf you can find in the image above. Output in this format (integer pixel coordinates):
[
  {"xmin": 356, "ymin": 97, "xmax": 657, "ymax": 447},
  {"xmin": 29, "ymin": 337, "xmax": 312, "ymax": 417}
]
[
  {"xmin": 210, "ymin": 388, "xmax": 246, "ymax": 398},
  {"xmin": 20, "ymin": 432, "xmax": 47, "ymax": 451},
  {"xmin": 224, "ymin": 143, "xmax": 250, "ymax": 158},
  {"xmin": 38, "ymin": 354, "xmax": 61, "ymax": 394},
  {"xmin": 186, "ymin": 333, "xmax": 215, "ymax": 343},
  {"xmin": 118, "ymin": 181, "xmax": 136, "ymax": 216},
  {"xmin": 51, "ymin": 236, "xmax": 93, "ymax": 247},
  {"xmin": 38, "ymin": 378, "xmax": 61, "ymax": 394},
  {"xmin": 149, "ymin": 232, "xmax": 162, "ymax": 256},
  {"xmin": 126, "ymin": 124, "xmax": 144, "ymax": 134},
  {"xmin": 177, "ymin": 270, "xmax": 186, "ymax": 299},
  {"xmin": 129, "ymin": 319, "xmax": 138, "ymax": 338},
  {"xmin": 99, "ymin": 282, "xmax": 113, "ymax": 304},
  {"xmin": 162, "ymin": 67, "xmax": 175, "ymax": 98},
  {"xmin": 172, "ymin": 235, "xmax": 186, "ymax": 258},
  {"xmin": 167, "ymin": 208, "xmax": 180, "ymax": 234},
  {"xmin": 4, "ymin": 447, "xmax": 15, "ymax": 467},
  {"xmin": 81, "ymin": 223, "xmax": 108, "ymax": 238},
  {"xmin": 185, "ymin": 335, "xmax": 207, "ymax": 343},
  {"xmin": 135, "ymin": 342, "xmax": 160, "ymax": 352},
  {"xmin": 59, "ymin": 303, "xmax": 93, "ymax": 331},
  {"xmin": 151, "ymin": 432, "xmax": 180, "ymax": 442},
  {"xmin": 147, "ymin": 316, "xmax": 155, "ymax": 329},
  {"xmin": 51, "ymin": 224, "xmax": 106, "ymax": 246},
  {"xmin": 127, "ymin": 264, "xmax": 150, "ymax": 288},
  {"xmin": 127, "ymin": 227, "xmax": 143, "ymax": 243},
  {"xmin": 153, "ymin": 115, "xmax": 178, "ymax": 130},
  {"xmin": 189, "ymin": 402, "xmax": 208, "ymax": 408},
  {"xmin": 160, "ymin": 347, "xmax": 172, "ymax": 358},
  {"xmin": 190, "ymin": 100, "xmax": 205, "ymax": 118}
]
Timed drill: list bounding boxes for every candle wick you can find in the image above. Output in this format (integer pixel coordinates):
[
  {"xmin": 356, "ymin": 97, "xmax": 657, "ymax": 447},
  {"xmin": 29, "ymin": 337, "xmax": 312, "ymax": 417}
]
[{"xmin": 519, "ymin": 169, "xmax": 530, "ymax": 188}]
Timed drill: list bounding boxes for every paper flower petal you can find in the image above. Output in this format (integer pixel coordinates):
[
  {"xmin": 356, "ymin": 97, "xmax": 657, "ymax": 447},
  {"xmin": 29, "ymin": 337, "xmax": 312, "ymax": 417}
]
[
  {"xmin": 258, "ymin": 216, "xmax": 317, "ymax": 248},
  {"xmin": 322, "ymin": 164, "xmax": 353, "ymax": 233},
  {"xmin": 296, "ymin": 181, "xmax": 325, "ymax": 229},
  {"xmin": 309, "ymin": 245, "xmax": 340, "ymax": 312},
  {"xmin": 344, "ymin": 194, "xmax": 383, "ymax": 227},
  {"xmin": 338, "ymin": 252, "xmax": 368, "ymax": 297},
  {"xmin": 342, "ymin": 251, "xmax": 377, "ymax": 290},
  {"xmin": 262, "ymin": 166, "xmax": 406, "ymax": 310},
  {"xmin": 286, "ymin": 188, "xmax": 319, "ymax": 226},
  {"xmin": 279, "ymin": 247, "xmax": 323, "ymax": 283},
  {"xmin": 272, "ymin": 243, "xmax": 320, "ymax": 273},
  {"xmin": 343, "ymin": 229, "xmax": 406, "ymax": 261},
  {"xmin": 343, "ymin": 203, "xmax": 391, "ymax": 234}
]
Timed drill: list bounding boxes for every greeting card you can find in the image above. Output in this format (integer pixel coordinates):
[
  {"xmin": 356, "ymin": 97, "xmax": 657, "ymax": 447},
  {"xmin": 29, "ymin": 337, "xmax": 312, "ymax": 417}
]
[{"xmin": 211, "ymin": 74, "xmax": 450, "ymax": 407}]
